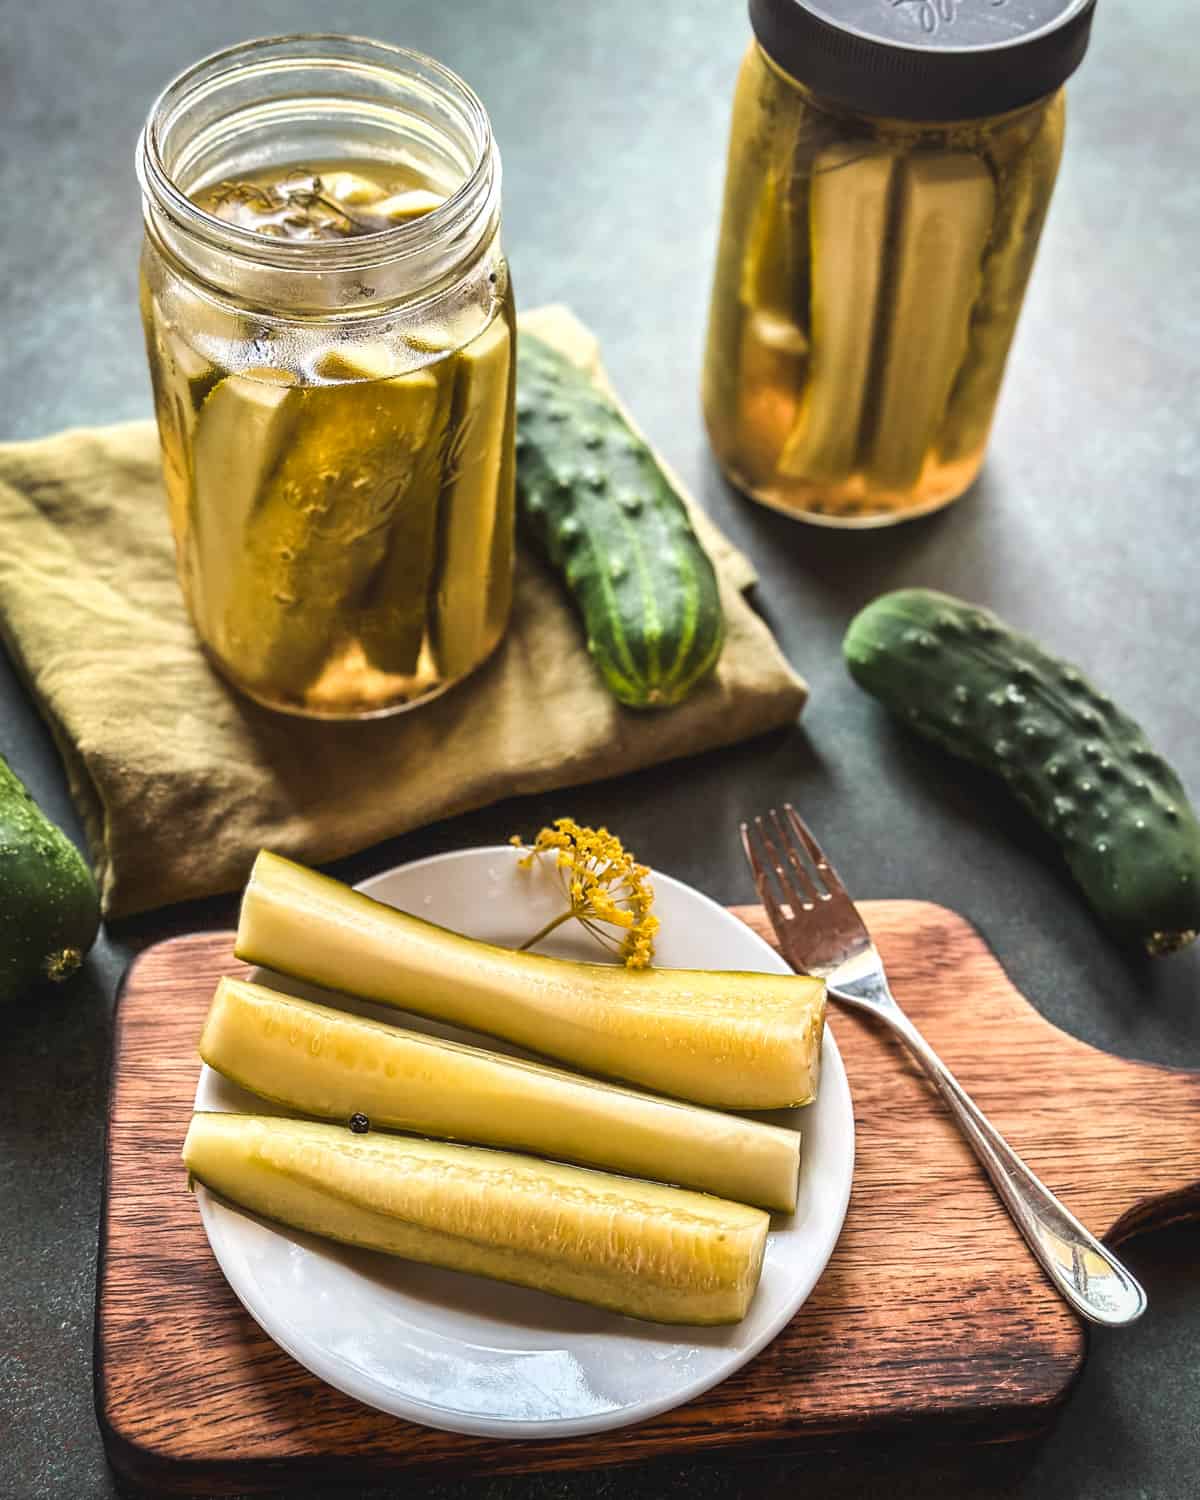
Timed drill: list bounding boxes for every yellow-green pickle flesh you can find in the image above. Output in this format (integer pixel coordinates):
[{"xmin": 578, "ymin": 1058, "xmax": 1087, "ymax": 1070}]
[{"xmin": 183, "ymin": 1113, "xmax": 770, "ymax": 1324}]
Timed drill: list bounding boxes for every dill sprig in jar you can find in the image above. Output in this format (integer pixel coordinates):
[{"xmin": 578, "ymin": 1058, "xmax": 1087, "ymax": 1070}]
[
  {"xmin": 703, "ymin": 1, "xmax": 1096, "ymax": 526},
  {"xmin": 136, "ymin": 35, "xmax": 515, "ymax": 717}
]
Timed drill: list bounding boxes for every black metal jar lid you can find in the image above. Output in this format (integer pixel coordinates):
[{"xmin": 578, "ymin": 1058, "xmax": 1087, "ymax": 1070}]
[{"xmin": 749, "ymin": 0, "xmax": 1097, "ymax": 120}]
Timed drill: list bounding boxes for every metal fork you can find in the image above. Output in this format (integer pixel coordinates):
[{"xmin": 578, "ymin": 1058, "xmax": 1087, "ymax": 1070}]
[{"xmin": 741, "ymin": 804, "xmax": 1147, "ymax": 1328}]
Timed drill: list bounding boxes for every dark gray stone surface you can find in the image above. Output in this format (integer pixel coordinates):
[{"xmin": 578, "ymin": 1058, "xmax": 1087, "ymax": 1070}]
[{"xmin": 1, "ymin": 1, "xmax": 1197, "ymax": 1496}]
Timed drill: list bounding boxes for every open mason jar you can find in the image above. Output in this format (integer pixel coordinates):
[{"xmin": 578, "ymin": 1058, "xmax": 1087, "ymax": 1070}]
[
  {"xmin": 703, "ymin": 1, "xmax": 1096, "ymax": 527},
  {"xmin": 136, "ymin": 35, "xmax": 515, "ymax": 717}
]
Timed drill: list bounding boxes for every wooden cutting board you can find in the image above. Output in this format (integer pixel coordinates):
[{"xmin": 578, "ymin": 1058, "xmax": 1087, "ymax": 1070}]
[{"xmin": 95, "ymin": 902, "xmax": 1199, "ymax": 1495}]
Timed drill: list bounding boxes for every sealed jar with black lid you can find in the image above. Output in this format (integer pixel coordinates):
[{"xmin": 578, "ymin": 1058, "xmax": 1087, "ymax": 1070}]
[{"xmin": 703, "ymin": 1, "xmax": 1096, "ymax": 526}]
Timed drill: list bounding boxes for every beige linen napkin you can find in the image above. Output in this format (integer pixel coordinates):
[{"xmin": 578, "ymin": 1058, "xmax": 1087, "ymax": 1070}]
[{"xmin": 0, "ymin": 305, "xmax": 806, "ymax": 917}]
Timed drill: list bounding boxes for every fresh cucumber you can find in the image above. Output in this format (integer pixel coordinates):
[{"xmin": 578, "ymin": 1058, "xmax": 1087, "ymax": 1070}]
[
  {"xmin": 235, "ymin": 851, "xmax": 825, "ymax": 1109},
  {"xmin": 0, "ymin": 755, "xmax": 100, "ymax": 1003},
  {"xmin": 844, "ymin": 589, "xmax": 1200, "ymax": 955},
  {"xmin": 515, "ymin": 334, "xmax": 725, "ymax": 708},
  {"xmin": 201, "ymin": 977, "xmax": 802, "ymax": 1211},
  {"xmin": 184, "ymin": 1112, "xmax": 769, "ymax": 1324}
]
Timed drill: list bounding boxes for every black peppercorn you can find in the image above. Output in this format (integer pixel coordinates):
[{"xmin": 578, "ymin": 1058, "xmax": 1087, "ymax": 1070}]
[{"xmin": 349, "ymin": 1113, "xmax": 370, "ymax": 1134}]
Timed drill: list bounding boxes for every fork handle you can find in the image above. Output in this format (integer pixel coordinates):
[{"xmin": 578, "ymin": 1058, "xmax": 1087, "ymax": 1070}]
[{"xmin": 846, "ymin": 992, "xmax": 1147, "ymax": 1327}]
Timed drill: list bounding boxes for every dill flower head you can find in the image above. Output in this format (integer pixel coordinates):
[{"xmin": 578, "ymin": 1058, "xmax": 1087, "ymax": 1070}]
[{"xmin": 510, "ymin": 818, "xmax": 659, "ymax": 968}]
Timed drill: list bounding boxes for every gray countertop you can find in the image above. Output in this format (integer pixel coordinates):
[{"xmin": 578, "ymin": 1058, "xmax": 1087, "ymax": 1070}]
[{"xmin": 1, "ymin": 1, "xmax": 1197, "ymax": 1496}]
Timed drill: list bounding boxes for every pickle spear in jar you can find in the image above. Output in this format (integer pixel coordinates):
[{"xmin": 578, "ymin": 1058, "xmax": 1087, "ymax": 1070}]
[
  {"xmin": 938, "ymin": 113, "xmax": 1064, "ymax": 468},
  {"xmin": 190, "ymin": 369, "xmax": 301, "ymax": 649},
  {"xmin": 735, "ymin": 163, "xmax": 811, "ymax": 483},
  {"xmin": 778, "ymin": 144, "xmax": 894, "ymax": 487},
  {"xmin": 355, "ymin": 360, "xmax": 455, "ymax": 679},
  {"xmin": 866, "ymin": 151, "xmax": 995, "ymax": 494},
  {"xmin": 217, "ymin": 352, "xmax": 441, "ymax": 701},
  {"xmin": 429, "ymin": 313, "xmax": 515, "ymax": 681}
]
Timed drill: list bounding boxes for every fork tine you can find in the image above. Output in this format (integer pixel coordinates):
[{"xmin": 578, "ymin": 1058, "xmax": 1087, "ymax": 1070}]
[
  {"xmin": 739, "ymin": 820, "xmax": 786, "ymax": 931},
  {"xmin": 749, "ymin": 817, "xmax": 788, "ymax": 906},
  {"xmin": 769, "ymin": 807, "xmax": 821, "ymax": 905},
  {"xmin": 784, "ymin": 805, "xmax": 852, "ymax": 902},
  {"xmin": 784, "ymin": 805, "xmax": 851, "ymax": 902},
  {"xmin": 753, "ymin": 814, "xmax": 794, "ymax": 906},
  {"xmin": 754, "ymin": 813, "xmax": 819, "ymax": 918},
  {"xmin": 738, "ymin": 819, "xmax": 767, "ymax": 901}
]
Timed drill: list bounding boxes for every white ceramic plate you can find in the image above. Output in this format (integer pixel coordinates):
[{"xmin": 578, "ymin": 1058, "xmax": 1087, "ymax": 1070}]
[{"xmin": 193, "ymin": 846, "xmax": 854, "ymax": 1439}]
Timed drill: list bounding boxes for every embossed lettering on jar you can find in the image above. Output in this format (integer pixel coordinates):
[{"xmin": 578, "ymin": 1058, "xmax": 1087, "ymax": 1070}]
[{"xmin": 137, "ymin": 36, "xmax": 515, "ymax": 717}]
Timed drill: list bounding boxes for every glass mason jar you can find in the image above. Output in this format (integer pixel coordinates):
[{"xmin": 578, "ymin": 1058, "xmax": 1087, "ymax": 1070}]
[
  {"xmin": 136, "ymin": 36, "xmax": 515, "ymax": 717},
  {"xmin": 704, "ymin": 1, "xmax": 1096, "ymax": 527}
]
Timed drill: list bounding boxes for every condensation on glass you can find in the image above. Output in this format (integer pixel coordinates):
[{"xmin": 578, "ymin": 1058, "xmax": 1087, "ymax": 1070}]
[
  {"xmin": 703, "ymin": 5, "xmax": 1085, "ymax": 528},
  {"xmin": 136, "ymin": 36, "xmax": 515, "ymax": 717}
]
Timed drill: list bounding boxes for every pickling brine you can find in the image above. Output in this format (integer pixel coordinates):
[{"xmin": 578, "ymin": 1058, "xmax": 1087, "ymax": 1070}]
[{"xmin": 136, "ymin": 38, "xmax": 514, "ymax": 716}]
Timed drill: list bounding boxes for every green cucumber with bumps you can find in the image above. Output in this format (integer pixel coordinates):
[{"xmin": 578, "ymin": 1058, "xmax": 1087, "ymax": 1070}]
[
  {"xmin": 844, "ymin": 589, "xmax": 1200, "ymax": 956},
  {"xmin": 515, "ymin": 335, "xmax": 724, "ymax": 708},
  {"xmin": 1, "ymin": 754, "xmax": 100, "ymax": 1003}
]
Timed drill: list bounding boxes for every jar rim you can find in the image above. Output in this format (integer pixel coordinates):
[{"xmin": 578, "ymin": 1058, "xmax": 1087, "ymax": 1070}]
[{"xmin": 135, "ymin": 33, "xmax": 497, "ymax": 275}]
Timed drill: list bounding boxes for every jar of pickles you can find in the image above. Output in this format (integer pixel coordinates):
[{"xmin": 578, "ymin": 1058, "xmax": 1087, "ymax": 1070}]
[
  {"xmin": 703, "ymin": 1, "xmax": 1096, "ymax": 526},
  {"xmin": 136, "ymin": 36, "xmax": 515, "ymax": 717}
]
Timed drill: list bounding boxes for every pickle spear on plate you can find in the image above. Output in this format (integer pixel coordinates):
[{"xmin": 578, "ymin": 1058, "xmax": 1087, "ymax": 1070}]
[
  {"xmin": 184, "ymin": 1112, "xmax": 770, "ymax": 1324},
  {"xmin": 236, "ymin": 851, "xmax": 826, "ymax": 1111}
]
